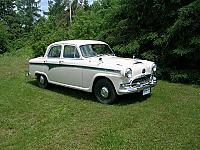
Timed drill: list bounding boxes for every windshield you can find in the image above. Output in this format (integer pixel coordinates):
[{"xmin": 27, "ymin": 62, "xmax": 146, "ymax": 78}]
[{"xmin": 79, "ymin": 44, "xmax": 114, "ymax": 58}]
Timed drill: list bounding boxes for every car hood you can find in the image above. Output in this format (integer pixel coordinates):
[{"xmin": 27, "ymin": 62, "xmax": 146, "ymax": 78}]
[
  {"xmin": 87, "ymin": 56, "xmax": 154, "ymax": 78},
  {"xmin": 99, "ymin": 56, "xmax": 142, "ymax": 65},
  {"xmin": 89, "ymin": 56, "xmax": 152, "ymax": 67}
]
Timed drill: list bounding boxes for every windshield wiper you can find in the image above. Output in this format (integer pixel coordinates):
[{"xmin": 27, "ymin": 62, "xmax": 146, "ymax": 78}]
[
  {"xmin": 96, "ymin": 53, "xmax": 114, "ymax": 57},
  {"xmin": 106, "ymin": 53, "xmax": 114, "ymax": 56},
  {"xmin": 96, "ymin": 54, "xmax": 104, "ymax": 57}
]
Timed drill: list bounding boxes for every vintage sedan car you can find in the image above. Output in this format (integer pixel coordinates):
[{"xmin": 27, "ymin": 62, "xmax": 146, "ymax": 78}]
[{"xmin": 29, "ymin": 40, "xmax": 157, "ymax": 104}]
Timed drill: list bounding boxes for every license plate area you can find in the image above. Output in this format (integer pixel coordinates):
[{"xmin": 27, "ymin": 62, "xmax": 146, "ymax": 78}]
[{"xmin": 143, "ymin": 87, "xmax": 151, "ymax": 95}]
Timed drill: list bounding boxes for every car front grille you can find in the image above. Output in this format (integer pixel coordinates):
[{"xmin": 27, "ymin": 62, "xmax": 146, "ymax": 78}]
[{"xmin": 132, "ymin": 75, "xmax": 151, "ymax": 85}]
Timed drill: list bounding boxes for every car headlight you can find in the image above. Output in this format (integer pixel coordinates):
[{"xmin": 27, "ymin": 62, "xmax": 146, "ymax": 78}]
[
  {"xmin": 125, "ymin": 68, "xmax": 132, "ymax": 78},
  {"xmin": 152, "ymin": 64, "xmax": 157, "ymax": 72}
]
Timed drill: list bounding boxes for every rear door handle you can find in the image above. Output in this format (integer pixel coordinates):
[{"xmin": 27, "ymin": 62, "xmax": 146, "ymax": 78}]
[{"xmin": 59, "ymin": 61, "xmax": 64, "ymax": 63}]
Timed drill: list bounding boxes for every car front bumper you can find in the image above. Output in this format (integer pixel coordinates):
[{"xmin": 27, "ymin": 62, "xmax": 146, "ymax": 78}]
[{"xmin": 118, "ymin": 76, "xmax": 157, "ymax": 95}]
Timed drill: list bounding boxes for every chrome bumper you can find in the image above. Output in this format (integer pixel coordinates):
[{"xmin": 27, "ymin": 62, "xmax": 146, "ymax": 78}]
[{"xmin": 118, "ymin": 76, "xmax": 157, "ymax": 95}]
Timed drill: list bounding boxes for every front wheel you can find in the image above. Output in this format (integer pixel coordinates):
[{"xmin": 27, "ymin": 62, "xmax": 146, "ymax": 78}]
[
  {"xmin": 94, "ymin": 78, "xmax": 117, "ymax": 104},
  {"xmin": 37, "ymin": 75, "xmax": 48, "ymax": 88}
]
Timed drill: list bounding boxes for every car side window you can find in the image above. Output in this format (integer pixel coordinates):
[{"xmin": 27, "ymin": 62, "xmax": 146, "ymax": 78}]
[
  {"xmin": 63, "ymin": 45, "xmax": 80, "ymax": 58},
  {"xmin": 48, "ymin": 45, "xmax": 61, "ymax": 58}
]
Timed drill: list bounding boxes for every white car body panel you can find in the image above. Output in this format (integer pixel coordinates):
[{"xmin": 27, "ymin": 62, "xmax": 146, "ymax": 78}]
[{"xmin": 29, "ymin": 40, "xmax": 157, "ymax": 95}]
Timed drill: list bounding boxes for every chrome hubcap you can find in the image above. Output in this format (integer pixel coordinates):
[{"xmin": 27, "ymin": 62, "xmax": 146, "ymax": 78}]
[
  {"xmin": 100, "ymin": 87, "xmax": 109, "ymax": 98},
  {"xmin": 39, "ymin": 76, "xmax": 45, "ymax": 84}
]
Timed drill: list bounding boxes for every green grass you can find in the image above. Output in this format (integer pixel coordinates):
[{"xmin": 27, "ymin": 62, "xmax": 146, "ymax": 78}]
[{"xmin": 0, "ymin": 52, "xmax": 200, "ymax": 150}]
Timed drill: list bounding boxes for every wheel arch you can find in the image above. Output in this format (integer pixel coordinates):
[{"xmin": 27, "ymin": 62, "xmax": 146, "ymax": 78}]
[
  {"xmin": 35, "ymin": 71, "xmax": 49, "ymax": 82},
  {"xmin": 92, "ymin": 76, "xmax": 116, "ymax": 93}
]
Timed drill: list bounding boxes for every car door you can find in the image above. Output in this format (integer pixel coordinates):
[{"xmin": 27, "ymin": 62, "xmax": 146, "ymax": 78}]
[
  {"xmin": 44, "ymin": 45, "xmax": 62, "ymax": 83},
  {"xmin": 58, "ymin": 44, "xmax": 83, "ymax": 87}
]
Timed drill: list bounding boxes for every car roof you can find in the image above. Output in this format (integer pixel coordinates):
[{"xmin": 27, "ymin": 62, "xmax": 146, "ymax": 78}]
[{"xmin": 51, "ymin": 40, "xmax": 107, "ymax": 46}]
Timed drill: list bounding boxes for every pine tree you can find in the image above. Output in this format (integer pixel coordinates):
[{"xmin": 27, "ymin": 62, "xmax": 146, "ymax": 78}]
[
  {"xmin": 0, "ymin": 0, "xmax": 22, "ymax": 53},
  {"xmin": 16, "ymin": 0, "xmax": 41, "ymax": 31},
  {"xmin": 83, "ymin": 0, "xmax": 90, "ymax": 11}
]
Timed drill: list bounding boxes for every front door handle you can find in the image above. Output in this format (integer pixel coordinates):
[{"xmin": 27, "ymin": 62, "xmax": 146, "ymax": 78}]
[{"xmin": 59, "ymin": 61, "xmax": 64, "ymax": 63}]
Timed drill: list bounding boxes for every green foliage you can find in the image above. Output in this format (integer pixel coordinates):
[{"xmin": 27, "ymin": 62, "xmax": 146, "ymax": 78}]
[
  {"xmin": 0, "ymin": 21, "xmax": 9, "ymax": 54},
  {"xmin": 113, "ymin": 40, "xmax": 140, "ymax": 56},
  {"xmin": 48, "ymin": 0, "xmax": 68, "ymax": 22},
  {"xmin": 31, "ymin": 17, "xmax": 69, "ymax": 56},
  {"xmin": 170, "ymin": 71, "xmax": 190, "ymax": 83},
  {"xmin": 166, "ymin": 0, "xmax": 200, "ymax": 68},
  {"xmin": 68, "ymin": 10, "xmax": 102, "ymax": 39},
  {"xmin": 0, "ymin": 0, "xmax": 23, "ymax": 53},
  {"xmin": 170, "ymin": 70, "xmax": 200, "ymax": 85},
  {"xmin": 16, "ymin": 0, "xmax": 41, "ymax": 31},
  {"xmin": 93, "ymin": 0, "xmax": 199, "ymax": 84},
  {"xmin": 83, "ymin": 0, "xmax": 90, "ymax": 11},
  {"xmin": 0, "ymin": 0, "xmax": 199, "ymax": 84},
  {"xmin": 0, "ymin": 0, "xmax": 15, "ymax": 21}
]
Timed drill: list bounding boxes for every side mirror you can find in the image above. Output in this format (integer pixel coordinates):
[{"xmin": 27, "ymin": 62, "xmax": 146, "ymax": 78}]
[{"xmin": 133, "ymin": 55, "xmax": 135, "ymax": 59}]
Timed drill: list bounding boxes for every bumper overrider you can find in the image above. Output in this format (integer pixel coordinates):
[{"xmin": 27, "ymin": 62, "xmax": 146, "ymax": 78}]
[{"xmin": 118, "ymin": 75, "xmax": 157, "ymax": 95}]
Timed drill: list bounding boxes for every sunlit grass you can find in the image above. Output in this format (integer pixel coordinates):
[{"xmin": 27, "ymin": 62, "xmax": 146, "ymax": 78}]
[{"xmin": 0, "ymin": 54, "xmax": 199, "ymax": 149}]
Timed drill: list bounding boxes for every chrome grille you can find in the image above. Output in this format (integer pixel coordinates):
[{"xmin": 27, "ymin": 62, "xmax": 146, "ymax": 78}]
[{"xmin": 132, "ymin": 75, "xmax": 151, "ymax": 85}]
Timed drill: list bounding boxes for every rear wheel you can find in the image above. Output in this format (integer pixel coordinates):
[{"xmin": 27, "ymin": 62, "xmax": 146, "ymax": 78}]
[
  {"xmin": 37, "ymin": 75, "xmax": 48, "ymax": 88},
  {"xmin": 94, "ymin": 78, "xmax": 117, "ymax": 104}
]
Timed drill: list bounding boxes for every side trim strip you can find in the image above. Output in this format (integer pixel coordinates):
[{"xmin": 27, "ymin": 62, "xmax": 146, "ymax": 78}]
[{"xmin": 29, "ymin": 62, "xmax": 121, "ymax": 74}]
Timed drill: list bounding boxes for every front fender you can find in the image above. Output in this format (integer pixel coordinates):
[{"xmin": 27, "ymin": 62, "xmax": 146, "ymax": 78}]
[{"xmin": 89, "ymin": 72, "xmax": 123, "ymax": 93}]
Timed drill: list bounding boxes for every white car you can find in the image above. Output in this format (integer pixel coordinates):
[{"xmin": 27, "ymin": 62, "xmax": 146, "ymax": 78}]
[{"xmin": 29, "ymin": 40, "xmax": 157, "ymax": 104}]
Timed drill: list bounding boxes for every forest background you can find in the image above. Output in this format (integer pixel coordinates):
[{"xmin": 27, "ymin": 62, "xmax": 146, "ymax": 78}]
[{"xmin": 0, "ymin": 0, "xmax": 199, "ymax": 84}]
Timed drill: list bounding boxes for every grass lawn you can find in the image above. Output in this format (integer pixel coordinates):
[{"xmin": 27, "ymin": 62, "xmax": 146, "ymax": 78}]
[{"xmin": 0, "ymin": 53, "xmax": 200, "ymax": 150}]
